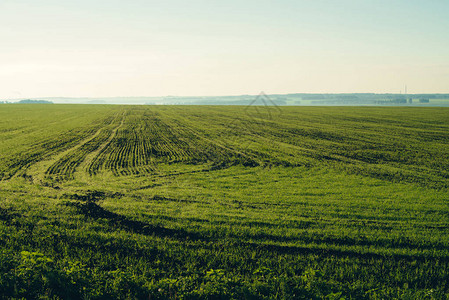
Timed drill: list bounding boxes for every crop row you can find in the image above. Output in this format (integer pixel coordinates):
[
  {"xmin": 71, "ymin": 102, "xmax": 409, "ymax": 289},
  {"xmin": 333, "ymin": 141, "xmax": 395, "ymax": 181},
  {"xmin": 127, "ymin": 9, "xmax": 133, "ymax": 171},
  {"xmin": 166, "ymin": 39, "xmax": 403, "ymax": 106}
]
[
  {"xmin": 152, "ymin": 106, "xmax": 449, "ymax": 188},
  {"xmin": 45, "ymin": 127, "xmax": 114, "ymax": 181},
  {"xmin": 8, "ymin": 105, "xmax": 444, "ymax": 189},
  {"xmin": 0, "ymin": 127, "xmax": 102, "ymax": 180},
  {"xmin": 87, "ymin": 109, "xmax": 258, "ymax": 176},
  {"xmin": 0, "ymin": 106, "xmax": 124, "ymax": 180},
  {"xmin": 75, "ymin": 106, "xmax": 449, "ymax": 189}
]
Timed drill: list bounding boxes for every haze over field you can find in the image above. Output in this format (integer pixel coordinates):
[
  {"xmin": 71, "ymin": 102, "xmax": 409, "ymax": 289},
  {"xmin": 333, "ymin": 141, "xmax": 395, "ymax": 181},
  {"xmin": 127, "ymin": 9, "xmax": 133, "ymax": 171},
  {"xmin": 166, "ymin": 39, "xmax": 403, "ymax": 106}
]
[{"xmin": 1, "ymin": 0, "xmax": 449, "ymax": 100}]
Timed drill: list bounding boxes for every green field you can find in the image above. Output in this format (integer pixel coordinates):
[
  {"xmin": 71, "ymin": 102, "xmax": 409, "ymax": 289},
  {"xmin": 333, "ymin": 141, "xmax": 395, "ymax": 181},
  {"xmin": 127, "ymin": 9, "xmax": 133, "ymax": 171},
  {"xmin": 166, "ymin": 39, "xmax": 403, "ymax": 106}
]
[{"xmin": 0, "ymin": 104, "xmax": 448, "ymax": 299}]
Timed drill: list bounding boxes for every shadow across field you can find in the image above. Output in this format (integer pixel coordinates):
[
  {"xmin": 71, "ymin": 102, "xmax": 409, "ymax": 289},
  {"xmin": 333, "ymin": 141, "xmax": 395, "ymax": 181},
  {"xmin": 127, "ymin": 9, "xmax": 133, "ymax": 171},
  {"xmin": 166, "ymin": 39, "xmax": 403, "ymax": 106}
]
[
  {"xmin": 238, "ymin": 241, "xmax": 449, "ymax": 263},
  {"xmin": 63, "ymin": 191, "xmax": 204, "ymax": 241},
  {"xmin": 0, "ymin": 207, "xmax": 19, "ymax": 224},
  {"xmin": 112, "ymin": 210, "xmax": 449, "ymax": 253},
  {"xmin": 241, "ymin": 231, "xmax": 449, "ymax": 252}
]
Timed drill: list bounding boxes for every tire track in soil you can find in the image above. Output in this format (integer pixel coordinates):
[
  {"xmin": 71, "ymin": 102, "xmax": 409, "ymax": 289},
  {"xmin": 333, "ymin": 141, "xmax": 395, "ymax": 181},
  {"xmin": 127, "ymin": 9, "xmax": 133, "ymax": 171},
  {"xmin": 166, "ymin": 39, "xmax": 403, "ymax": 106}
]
[
  {"xmin": 74, "ymin": 113, "xmax": 126, "ymax": 180},
  {"xmin": 24, "ymin": 113, "xmax": 124, "ymax": 185}
]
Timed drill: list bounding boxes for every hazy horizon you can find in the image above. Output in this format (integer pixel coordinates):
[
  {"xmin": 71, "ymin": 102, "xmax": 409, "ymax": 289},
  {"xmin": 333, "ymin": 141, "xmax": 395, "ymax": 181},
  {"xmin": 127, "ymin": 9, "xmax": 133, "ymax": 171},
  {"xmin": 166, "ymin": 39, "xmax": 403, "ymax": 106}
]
[
  {"xmin": 5, "ymin": 91, "xmax": 449, "ymax": 101},
  {"xmin": 1, "ymin": 0, "xmax": 449, "ymax": 100}
]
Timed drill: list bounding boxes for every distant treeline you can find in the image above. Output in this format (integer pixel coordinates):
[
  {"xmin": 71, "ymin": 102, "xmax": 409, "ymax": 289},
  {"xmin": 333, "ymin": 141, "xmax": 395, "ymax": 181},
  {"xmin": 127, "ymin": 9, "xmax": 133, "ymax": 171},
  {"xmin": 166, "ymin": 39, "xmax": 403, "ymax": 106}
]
[
  {"xmin": 0, "ymin": 99, "xmax": 53, "ymax": 104},
  {"xmin": 2, "ymin": 94, "xmax": 448, "ymax": 105},
  {"xmin": 283, "ymin": 93, "xmax": 449, "ymax": 100}
]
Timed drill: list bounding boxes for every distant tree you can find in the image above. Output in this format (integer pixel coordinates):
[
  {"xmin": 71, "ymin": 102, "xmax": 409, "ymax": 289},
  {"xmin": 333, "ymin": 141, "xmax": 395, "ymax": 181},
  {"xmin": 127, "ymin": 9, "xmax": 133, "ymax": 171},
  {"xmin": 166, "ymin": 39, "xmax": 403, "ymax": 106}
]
[{"xmin": 17, "ymin": 99, "xmax": 53, "ymax": 104}]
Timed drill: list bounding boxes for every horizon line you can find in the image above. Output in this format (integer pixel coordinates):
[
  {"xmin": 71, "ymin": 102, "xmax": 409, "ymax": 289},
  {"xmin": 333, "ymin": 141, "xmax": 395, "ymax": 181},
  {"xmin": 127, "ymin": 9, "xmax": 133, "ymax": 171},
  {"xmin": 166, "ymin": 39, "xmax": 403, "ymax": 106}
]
[{"xmin": 4, "ymin": 91, "xmax": 449, "ymax": 100}]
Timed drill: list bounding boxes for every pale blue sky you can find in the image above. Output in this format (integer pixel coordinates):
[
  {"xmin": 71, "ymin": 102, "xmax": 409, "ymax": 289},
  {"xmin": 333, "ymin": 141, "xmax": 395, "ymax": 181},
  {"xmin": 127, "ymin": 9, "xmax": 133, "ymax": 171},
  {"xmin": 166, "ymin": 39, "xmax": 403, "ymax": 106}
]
[{"xmin": 1, "ymin": 0, "xmax": 448, "ymax": 98}]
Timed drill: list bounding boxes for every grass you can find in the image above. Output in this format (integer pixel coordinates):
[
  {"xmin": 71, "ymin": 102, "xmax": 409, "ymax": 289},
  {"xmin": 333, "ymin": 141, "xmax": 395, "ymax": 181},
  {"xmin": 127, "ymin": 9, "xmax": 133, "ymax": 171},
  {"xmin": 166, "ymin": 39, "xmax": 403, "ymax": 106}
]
[{"xmin": 0, "ymin": 104, "xmax": 448, "ymax": 299}]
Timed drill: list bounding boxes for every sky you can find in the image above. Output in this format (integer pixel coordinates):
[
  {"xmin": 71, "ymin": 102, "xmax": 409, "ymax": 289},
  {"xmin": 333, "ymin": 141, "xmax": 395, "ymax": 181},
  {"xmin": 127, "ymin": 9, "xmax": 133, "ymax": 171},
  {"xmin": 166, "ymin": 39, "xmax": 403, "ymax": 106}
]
[{"xmin": 1, "ymin": 0, "xmax": 448, "ymax": 99}]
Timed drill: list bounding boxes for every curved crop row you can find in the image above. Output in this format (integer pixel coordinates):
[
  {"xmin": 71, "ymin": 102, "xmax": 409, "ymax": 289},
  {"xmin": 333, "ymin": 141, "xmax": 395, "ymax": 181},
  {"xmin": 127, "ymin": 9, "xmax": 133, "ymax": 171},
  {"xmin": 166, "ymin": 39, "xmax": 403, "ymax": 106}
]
[
  {"xmin": 45, "ymin": 127, "xmax": 114, "ymax": 181},
  {"xmin": 87, "ymin": 109, "xmax": 260, "ymax": 176}
]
